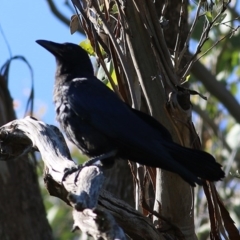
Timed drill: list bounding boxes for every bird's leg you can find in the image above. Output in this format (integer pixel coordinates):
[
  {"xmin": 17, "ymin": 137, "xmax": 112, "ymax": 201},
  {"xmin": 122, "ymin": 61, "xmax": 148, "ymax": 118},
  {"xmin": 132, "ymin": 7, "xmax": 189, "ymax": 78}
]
[
  {"xmin": 62, "ymin": 150, "xmax": 117, "ymax": 183},
  {"xmin": 82, "ymin": 150, "xmax": 118, "ymax": 167}
]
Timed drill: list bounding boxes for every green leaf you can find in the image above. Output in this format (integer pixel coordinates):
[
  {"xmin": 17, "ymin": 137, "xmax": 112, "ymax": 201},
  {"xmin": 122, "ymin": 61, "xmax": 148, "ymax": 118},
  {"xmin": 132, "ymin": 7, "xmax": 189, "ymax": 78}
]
[
  {"xmin": 205, "ymin": 11, "xmax": 213, "ymax": 23},
  {"xmin": 111, "ymin": 3, "xmax": 118, "ymax": 14},
  {"xmin": 96, "ymin": 58, "xmax": 118, "ymax": 90},
  {"xmin": 236, "ymin": 66, "xmax": 240, "ymax": 77},
  {"xmin": 191, "ymin": 16, "xmax": 209, "ymax": 41},
  {"xmin": 214, "ymin": 13, "xmax": 227, "ymax": 26},
  {"xmin": 186, "ymin": 75, "xmax": 190, "ymax": 81},
  {"xmin": 230, "ymin": 82, "xmax": 237, "ymax": 96},
  {"xmin": 231, "ymin": 51, "xmax": 240, "ymax": 68},
  {"xmin": 80, "ymin": 39, "xmax": 95, "ymax": 56}
]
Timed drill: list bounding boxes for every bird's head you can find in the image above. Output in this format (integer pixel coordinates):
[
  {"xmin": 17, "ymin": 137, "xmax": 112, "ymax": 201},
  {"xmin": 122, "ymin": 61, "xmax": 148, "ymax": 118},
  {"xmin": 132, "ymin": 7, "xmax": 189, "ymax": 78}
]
[{"xmin": 36, "ymin": 40, "xmax": 93, "ymax": 76}]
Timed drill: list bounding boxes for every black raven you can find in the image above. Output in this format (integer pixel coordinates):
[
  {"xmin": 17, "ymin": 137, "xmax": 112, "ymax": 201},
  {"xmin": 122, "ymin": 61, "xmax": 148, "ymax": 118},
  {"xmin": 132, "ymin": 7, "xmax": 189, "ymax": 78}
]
[{"xmin": 36, "ymin": 40, "xmax": 224, "ymax": 186}]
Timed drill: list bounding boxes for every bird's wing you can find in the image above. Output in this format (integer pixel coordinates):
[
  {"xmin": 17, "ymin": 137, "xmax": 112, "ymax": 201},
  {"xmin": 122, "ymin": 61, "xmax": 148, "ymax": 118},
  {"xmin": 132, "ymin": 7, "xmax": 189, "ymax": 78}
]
[
  {"xmin": 129, "ymin": 107, "xmax": 173, "ymax": 141},
  {"xmin": 67, "ymin": 77, "xmax": 161, "ymax": 152}
]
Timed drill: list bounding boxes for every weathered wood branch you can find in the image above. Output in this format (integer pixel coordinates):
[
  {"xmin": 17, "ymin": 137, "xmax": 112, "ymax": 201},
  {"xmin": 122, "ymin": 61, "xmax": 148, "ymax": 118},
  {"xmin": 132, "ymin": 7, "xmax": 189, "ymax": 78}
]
[{"xmin": 0, "ymin": 117, "xmax": 164, "ymax": 240}]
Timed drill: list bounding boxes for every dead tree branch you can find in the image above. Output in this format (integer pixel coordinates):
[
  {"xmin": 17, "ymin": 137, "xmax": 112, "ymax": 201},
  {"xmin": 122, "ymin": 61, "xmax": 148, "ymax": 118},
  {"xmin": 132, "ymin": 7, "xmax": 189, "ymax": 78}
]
[{"xmin": 0, "ymin": 117, "xmax": 164, "ymax": 240}]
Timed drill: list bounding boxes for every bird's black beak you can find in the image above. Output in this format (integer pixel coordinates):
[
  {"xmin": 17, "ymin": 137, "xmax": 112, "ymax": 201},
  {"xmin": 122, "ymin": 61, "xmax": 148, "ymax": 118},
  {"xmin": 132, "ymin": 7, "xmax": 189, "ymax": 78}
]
[{"xmin": 36, "ymin": 40, "xmax": 63, "ymax": 58}]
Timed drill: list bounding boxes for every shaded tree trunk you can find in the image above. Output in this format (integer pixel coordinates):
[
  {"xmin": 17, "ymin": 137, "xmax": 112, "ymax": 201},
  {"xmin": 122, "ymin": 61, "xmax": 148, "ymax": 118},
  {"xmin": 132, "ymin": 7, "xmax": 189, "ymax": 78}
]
[
  {"xmin": 103, "ymin": 161, "xmax": 135, "ymax": 207},
  {"xmin": 0, "ymin": 76, "xmax": 52, "ymax": 240}
]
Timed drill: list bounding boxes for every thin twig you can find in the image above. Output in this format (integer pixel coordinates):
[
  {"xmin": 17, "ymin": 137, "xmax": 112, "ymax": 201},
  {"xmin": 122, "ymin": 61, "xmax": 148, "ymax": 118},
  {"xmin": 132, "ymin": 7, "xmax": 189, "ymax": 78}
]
[
  {"xmin": 196, "ymin": 25, "xmax": 240, "ymax": 61},
  {"xmin": 178, "ymin": 0, "xmax": 203, "ymax": 65},
  {"xmin": 174, "ymin": 0, "xmax": 185, "ymax": 72},
  {"xmin": 181, "ymin": 6, "xmax": 230, "ymax": 80}
]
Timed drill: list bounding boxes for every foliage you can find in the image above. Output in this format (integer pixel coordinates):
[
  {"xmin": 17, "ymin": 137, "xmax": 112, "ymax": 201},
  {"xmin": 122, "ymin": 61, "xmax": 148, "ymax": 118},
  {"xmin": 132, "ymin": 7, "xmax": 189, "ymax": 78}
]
[{"xmin": 189, "ymin": 1, "xmax": 240, "ymax": 238}]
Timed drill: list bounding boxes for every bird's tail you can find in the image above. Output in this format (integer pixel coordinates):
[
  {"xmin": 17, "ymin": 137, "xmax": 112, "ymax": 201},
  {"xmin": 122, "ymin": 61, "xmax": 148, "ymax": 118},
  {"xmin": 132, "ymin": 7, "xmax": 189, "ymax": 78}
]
[{"xmin": 163, "ymin": 142, "xmax": 225, "ymax": 182}]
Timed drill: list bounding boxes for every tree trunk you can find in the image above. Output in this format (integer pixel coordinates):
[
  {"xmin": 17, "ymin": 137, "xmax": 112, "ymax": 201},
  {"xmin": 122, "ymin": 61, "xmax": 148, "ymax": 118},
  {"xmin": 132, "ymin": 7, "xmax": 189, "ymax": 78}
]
[
  {"xmin": 0, "ymin": 76, "xmax": 52, "ymax": 240},
  {"xmin": 103, "ymin": 161, "xmax": 135, "ymax": 207}
]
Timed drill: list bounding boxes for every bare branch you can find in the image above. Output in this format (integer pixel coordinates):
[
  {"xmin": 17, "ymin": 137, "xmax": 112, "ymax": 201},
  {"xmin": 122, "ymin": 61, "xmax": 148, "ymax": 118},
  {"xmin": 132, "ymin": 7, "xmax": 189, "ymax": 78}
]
[
  {"xmin": 191, "ymin": 60, "xmax": 240, "ymax": 124},
  {"xmin": 0, "ymin": 117, "xmax": 165, "ymax": 240},
  {"xmin": 181, "ymin": 0, "xmax": 232, "ymax": 80},
  {"xmin": 178, "ymin": 0, "xmax": 203, "ymax": 69},
  {"xmin": 72, "ymin": 208, "xmax": 127, "ymax": 240}
]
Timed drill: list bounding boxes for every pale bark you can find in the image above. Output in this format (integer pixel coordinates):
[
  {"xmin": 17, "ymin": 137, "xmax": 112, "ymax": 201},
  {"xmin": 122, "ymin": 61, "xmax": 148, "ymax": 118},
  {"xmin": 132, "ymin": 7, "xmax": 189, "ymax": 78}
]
[{"xmin": 0, "ymin": 117, "xmax": 165, "ymax": 240}]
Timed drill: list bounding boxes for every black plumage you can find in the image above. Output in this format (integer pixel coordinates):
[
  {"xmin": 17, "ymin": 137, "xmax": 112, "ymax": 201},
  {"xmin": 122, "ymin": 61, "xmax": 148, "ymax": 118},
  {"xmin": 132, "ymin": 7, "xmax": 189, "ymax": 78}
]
[{"xmin": 36, "ymin": 40, "xmax": 225, "ymax": 186}]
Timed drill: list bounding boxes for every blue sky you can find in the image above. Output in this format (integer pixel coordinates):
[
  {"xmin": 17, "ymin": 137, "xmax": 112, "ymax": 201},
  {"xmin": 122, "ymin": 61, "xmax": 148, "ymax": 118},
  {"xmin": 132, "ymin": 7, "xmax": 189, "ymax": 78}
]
[{"xmin": 0, "ymin": 1, "xmax": 84, "ymax": 125}]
